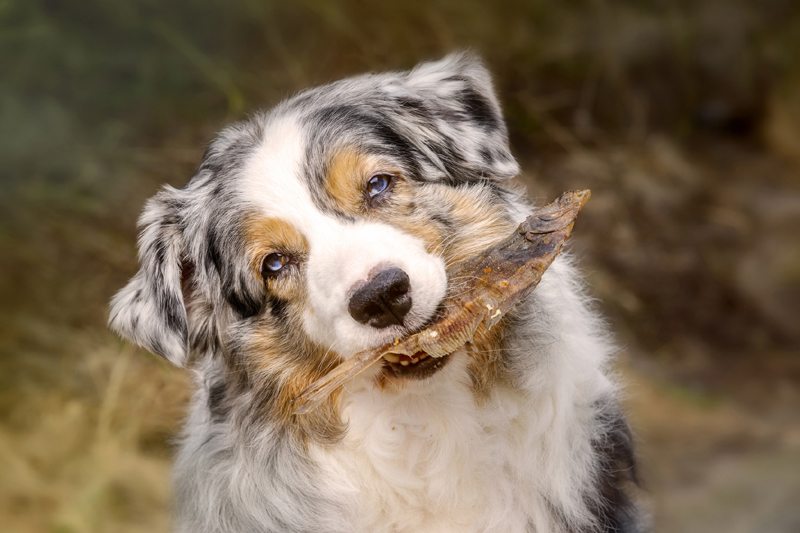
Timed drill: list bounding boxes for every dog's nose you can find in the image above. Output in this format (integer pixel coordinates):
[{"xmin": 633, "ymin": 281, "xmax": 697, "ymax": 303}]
[{"xmin": 348, "ymin": 267, "xmax": 412, "ymax": 328}]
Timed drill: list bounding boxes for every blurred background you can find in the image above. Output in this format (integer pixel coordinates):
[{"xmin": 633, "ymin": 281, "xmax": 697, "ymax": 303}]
[{"xmin": 1, "ymin": 0, "xmax": 799, "ymax": 531}]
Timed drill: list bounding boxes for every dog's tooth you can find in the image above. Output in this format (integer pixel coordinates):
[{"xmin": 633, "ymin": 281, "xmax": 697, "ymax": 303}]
[
  {"xmin": 400, "ymin": 360, "xmax": 409, "ymax": 366},
  {"xmin": 419, "ymin": 353, "xmax": 429, "ymax": 360},
  {"xmin": 383, "ymin": 353, "xmax": 400, "ymax": 363},
  {"xmin": 411, "ymin": 357, "xmax": 419, "ymax": 364}
]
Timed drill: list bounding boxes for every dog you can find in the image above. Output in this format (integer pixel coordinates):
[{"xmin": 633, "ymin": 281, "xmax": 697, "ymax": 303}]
[{"xmin": 110, "ymin": 53, "xmax": 644, "ymax": 532}]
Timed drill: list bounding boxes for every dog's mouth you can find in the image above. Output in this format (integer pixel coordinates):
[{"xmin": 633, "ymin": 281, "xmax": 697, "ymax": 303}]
[
  {"xmin": 381, "ymin": 350, "xmax": 451, "ymax": 379},
  {"xmin": 378, "ymin": 302, "xmax": 453, "ymax": 380}
]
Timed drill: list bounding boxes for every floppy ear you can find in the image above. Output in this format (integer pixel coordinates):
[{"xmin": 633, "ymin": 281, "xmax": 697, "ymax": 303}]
[
  {"xmin": 109, "ymin": 187, "xmax": 189, "ymax": 366},
  {"xmin": 402, "ymin": 51, "xmax": 519, "ymax": 181}
]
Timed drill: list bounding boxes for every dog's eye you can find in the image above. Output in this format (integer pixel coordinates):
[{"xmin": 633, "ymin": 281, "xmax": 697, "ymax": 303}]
[
  {"xmin": 366, "ymin": 174, "xmax": 392, "ymax": 199},
  {"xmin": 261, "ymin": 253, "xmax": 289, "ymax": 277}
]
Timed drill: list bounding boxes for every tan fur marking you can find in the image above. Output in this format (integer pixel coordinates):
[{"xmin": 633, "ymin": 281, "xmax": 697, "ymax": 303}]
[
  {"xmin": 439, "ymin": 187, "xmax": 517, "ymax": 266},
  {"xmin": 245, "ymin": 325, "xmax": 345, "ymax": 444},
  {"xmin": 467, "ymin": 316, "xmax": 509, "ymax": 401},
  {"xmin": 244, "ymin": 215, "xmax": 308, "ymax": 267},
  {"xmin": 244, "ymin": 215, "xmax": 309, "ymax": 300},
  {"xmin": 326, "ymin": 147, "xmax": 408, "ymax": 215},
  {"xmin": 326, "ymin": 148, "xmax": 368, "ymax": 213},
  {"xmin": 392, "ymin": 216, "xmax": 445, "ymax": 255}
]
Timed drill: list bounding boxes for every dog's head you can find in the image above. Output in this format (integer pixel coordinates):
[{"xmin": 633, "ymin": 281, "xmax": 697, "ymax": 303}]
[{"xmin": 110, "ymin": 53, "xmax": 521, "ymax": 432}]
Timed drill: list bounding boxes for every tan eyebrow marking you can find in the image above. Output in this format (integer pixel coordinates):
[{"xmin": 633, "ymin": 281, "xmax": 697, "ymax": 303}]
[
  {"xmin": 245, "ymin": 215, "xmax": 308, "ymax": 252},
  {"xmin": 325, "ymin": 147, "xmax": 370, "ymax": 213}
]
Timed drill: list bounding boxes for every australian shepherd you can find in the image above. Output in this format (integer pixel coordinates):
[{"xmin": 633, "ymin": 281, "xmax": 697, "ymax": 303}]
[{"xmin": 110, "ymin": 53, "xmax": 644, "ymax": 532}]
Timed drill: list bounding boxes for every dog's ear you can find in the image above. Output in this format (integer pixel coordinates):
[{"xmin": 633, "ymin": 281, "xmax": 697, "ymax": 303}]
[
  {"xmin": 402, "ymin": 51, "xmax": 519, "ymax": 181},
  {"xmin": 109, "ymin": 187, "xmax": 190, "ymax": 367}
]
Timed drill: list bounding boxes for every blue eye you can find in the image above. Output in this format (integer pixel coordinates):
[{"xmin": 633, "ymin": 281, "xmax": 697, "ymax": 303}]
[
  {"xmin": 366, "ymin": 174, "xmax": 392, "ymax": 199},
  {"xmin": 261, "ymin": 253, "xmax": 289, "ymax": 277}
]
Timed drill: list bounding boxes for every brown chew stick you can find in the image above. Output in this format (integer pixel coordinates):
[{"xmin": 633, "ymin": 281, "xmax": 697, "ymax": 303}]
[{"xmin": 292, "ymin": 190, "xmax": 591, "ymax": 415}]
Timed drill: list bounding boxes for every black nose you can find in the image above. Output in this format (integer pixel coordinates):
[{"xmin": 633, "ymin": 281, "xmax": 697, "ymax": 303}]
[{"xmin": 348, "ymin": 267, "xmax": 412, "ymax": 328}]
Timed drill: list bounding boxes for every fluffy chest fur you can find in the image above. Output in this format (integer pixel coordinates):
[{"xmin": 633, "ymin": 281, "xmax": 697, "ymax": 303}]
[
  {"xmin": 318, "ymin": 355, "xmax": 552, "ymax": 533},
  {"xmin": 310, "ymin": 275, "xmax": 617, "ymax": 532}
]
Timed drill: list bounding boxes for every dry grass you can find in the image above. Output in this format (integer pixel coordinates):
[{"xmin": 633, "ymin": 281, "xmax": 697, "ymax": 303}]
[{"xmin": 0, "ymin": 335, "xmax": 188, "ymax": 533}]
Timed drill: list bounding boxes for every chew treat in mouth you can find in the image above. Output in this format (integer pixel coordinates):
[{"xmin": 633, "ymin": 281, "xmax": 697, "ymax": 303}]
[{"xmin": 293, "ymin": 190, "xmax": 591, "ymax": 415}]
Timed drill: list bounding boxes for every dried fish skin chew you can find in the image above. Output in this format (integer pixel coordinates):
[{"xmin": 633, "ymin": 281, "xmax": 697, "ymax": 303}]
[
  {"xmin": 293, "ymin": 190, "xmax": 591, "ymax": 415},
  {"xmin": 390, "ymin": 189, "xmax": 591, "ymax": 358}
]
